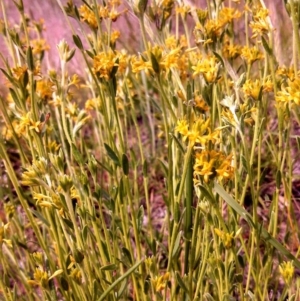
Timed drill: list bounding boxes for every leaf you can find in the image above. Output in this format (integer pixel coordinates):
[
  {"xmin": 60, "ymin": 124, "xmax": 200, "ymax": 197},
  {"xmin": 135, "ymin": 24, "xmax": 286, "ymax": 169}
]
[
  {"xmin": 71, "ymin": 143, "xmax": 85, "ymax": 165},
  {"xmin": 100, "ymin": 264, "xmax": 117, "ymax": 271},
  {"xmin": 175, "ymin": 272, "xmax": 189, "ymax": 295},
  {"xmin": 213, "ymin": 51, "xmax": 225, "ymax": 67},
  {"xmin": 137, "ymin": 205, "xmax": 144, "ymax": 232},
  {"xmin": 26, "ymin": 46, "xmax": 34, "ymax": 71},
  {"xmin": 31, "ymin": 209, "xmax": 50, "ymax": 227},
  {"xmin": 142, "ymin": 159, "xmax": 148, "ymax": 177},
  {"xmin": 98, "ymin": 259, "xmax": 144, "ymax": 301},
  {"xmin": 104, "ymin": 143, "xmax": 120, "ymax": 166},
  {"xmin": 172, "ymin": 230, "xmax": 182, "ymax": 258},
  {"xmin": 198, "ymin": 185, "xmax": 215, "ymax": 205},
  {"xmin": 122, "ymin": 153, "xmax": 129, "ymax": 175},
  {"xmin": 82, "ymin": 225, "xmax": 89, "ymax": 242},
  {"xmin": 261, "ymin": 36, "xmax": 273, "ymax": 56},
  {"xmin": 62, "ymin": 218, "xmax": 74, "ymax": 230},
  {"xmin": 150, "ymin": 52, "xmax": 160, "ymax": 74},
  {"xmin": 116, "ymin": 278, "xmax": 127, "ymax": 299},
  {"xmin": 121, "ymin": 247, "xmax": 132, "ymax": 265},
  {"xmin": 171, "ymin": 133, "xmax": 185, "ymax": 154},
  {"xmin": 73, "ymin": 34, "xmax": 83, "ymax": 50},
  {"xmin": 214, "ymin": 183, "xmax": 300, "ymax": 269}
]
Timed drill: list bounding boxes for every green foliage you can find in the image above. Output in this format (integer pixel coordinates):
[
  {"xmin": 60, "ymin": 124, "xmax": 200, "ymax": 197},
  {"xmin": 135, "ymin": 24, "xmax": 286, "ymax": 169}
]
[{"xmin": 0, "ymin": 0, "xmax": 300, "ymax": 301}]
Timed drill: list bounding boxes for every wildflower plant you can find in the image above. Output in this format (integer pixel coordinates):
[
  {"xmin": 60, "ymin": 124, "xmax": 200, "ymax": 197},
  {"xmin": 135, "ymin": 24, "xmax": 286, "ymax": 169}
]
[{"xmin": 1, "ymin": 0, "xmax": 300, "ymax": 300}]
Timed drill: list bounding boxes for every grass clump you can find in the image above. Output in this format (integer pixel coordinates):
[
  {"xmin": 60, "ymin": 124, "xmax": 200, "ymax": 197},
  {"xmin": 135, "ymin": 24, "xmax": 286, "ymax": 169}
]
[{"xmin": 0, "ymin": 0, "xmax": 300, "ymax": 300}]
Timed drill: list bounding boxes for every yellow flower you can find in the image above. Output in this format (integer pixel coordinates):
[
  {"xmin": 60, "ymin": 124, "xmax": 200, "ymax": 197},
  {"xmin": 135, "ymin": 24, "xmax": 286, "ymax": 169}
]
[
  {"xmin": 111, "ymin": 30, "xmax": 120, "ymax": 44},
  {"xmin": 175, "ymin": 119, "xmax": 189, "ymax": 140},
  {"xmin": 29, "ymin": 268, "xmax": 49, "ymax": 288},
  {"xmin": 165, "ymin": 35, "xmax": 177, "ymax": 49},
  {"xmin": 249, "ymin": 7, "xmax": 270, "ymax": 38},
  {"xmin": 214, "ymin": 228, "xmax": 234, "ymax": 249},
  {"xmin": 192, "ymin": 56, "xmax": 220, "ymax": 83},
  {"xmin": 4, "ymin": 203, "xmax": 15, "ymax": 219},
  {"xmin": 276, "ymin": 77, "xmax": 300, "ymax": 107},
  {"xmin": 276, "ymin": 66, "xmax": 299, "ymax": 81},
  {"xmin": 12, "ymin": 65, "xmax": 28, "ymax": 81},
  {"xmin": 131, "ymin": 56, "xmax": 154, "ymax": 76},
  {"xmin": 160, "ymin": 47, "xmax": 181, "ymax": 72},
  {"xmin": 79, "ymin": 4, "xmax": 98, "ymax": 29},
  {"xmin": 36, "ymin": 79, "xmax": 54, "ymax": 100},
  {"xmin": 0, "ymin": 223, "xmax": 11, "ymax": 248},
  {"xmin": 222, "ymin": 42, "xmax": 241, "ymax": 60},
  {"xmin": 70, "ymin": 268, "xmax": 82, "ymax": 285},
  {"xmin": 219, "ymin": 7, "xmax": 241, "ymax": 25},
  {"xmin": 194, "ymin": 150, "xmax": 234, "ymax": 183},
  {"xmin": 241, "ymin": 46, "xmax": 264, "ymax": 64},
  {"xmin": 215, "ymin": 154, "xmax": 234, "ymax": 181},
  {"xmin": 175, "ymin": 5, "xmax": 190, "ymax": 18},
  {"xmin": 279, "ymin": 261, "xmax": 294, "ymax": 285},
  {"xmin": 31, "ymin": 39, "xmax": 50, "ymax": 55},
  {"xmin": 242, "ymin": 79, "xmax": 262, "ymax": 100},
  {"xmin": 151, "ymin": 272, "xmax": 170, "ymax": 292},
  {"xmin": 93, "ymin": 50, "xmax": 118, "ymax": 80},
  {"xmin": 194, "ymin": 95, "xmax": 209, "ymax": 112}
]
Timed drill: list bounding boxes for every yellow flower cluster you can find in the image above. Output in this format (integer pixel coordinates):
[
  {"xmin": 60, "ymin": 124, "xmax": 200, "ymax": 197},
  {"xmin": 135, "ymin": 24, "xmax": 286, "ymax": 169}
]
[
  {"xmin": 131, "ymin": 45, "xmax": 184, "ymax": 77},
  {"xmin": 279, "ymin": 261, "xmax": 294, "ymax": 285},
  {"xmin": 194, "ymin": 150, "xmax": 234, "ymax": 183},
  {"xmin": 241, "ymin": 46, "xmax": 264, "ymax": 65},
  {"xmin": 242, "ymin": 78, "xmax": 273, "ymax": 101},
  {"xmin": 176, "ymin": 116, "xmax": 233, "ymax": 184},
  {"xmin": 214, "ymin": 228, "xmax": 234, "ymax": 249},
  {"xmin": 192, "ymin": 55, "xmax": 221, "ymax": 83},
  {"xmin": 276, "ymin": 77, "xmax": 300, "ymax": 107},
  {"xmin": 175, "ymin": 117, "xmax": 218, "ymax": 146},
  {"xmin": 79, "ymin": 2, "xmax": 124, "ymax": 29},
  {"xmin": 195, "ymin": 7, "xmax": 241, "ymax": 43},
  {"xmin": 249, "ymin": 6, "xmax": 270, "ymax": 39},
  {"xmin": 151, "ymin": 272, "xmax": 170, "ymax": 292},
  {"xmin": 93, "ymin": 50, "xmax": 127, "ymax": 81}
]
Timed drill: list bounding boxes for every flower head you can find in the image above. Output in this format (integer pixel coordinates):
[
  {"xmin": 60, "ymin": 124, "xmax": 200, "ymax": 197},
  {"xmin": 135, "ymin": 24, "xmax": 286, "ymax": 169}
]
[{"xmin": 279, "ymin": 261, "xmax": 294, "ymax": 285}]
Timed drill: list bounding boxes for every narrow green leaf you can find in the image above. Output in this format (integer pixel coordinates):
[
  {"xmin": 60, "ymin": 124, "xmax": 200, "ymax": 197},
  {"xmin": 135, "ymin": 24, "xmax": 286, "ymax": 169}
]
[
  {"xmin": 26, "ymin": 46, "xmax": 34, "ymax": 71},
  {"xmin": 122, "ymin": 247, "xmax": 132, "ymax": 264},
  {"xmin": 71, "ymin": 143, "xmax": 85, "ymax": 165},
  {"xmin": 66, "ymin": 48, "xmax": 76, "ymax": 62},
  {"xmin": 276, "ymin": 170, "xmax": 281, "ymax": 189},
  {"xmin": 104, "ymin": 143, "xmax": 120, "ymax": 166},
  {"xmin": 174, "ymin": 201, "xmax": 180, "ymax": 223},
  {"xmin": 158, "ymin": 159, "xmax": 168, "ymax": 177},
  {"xmin": 213, "ymin": 51, "xmax": 225, "ymax": 67},
  {"xmin": 82, "ymin": 225, "xmax": 89, "ymax": 242},
  {"xmin": 86, "ymin": 49, "xmax": 95, "ymax": 59},
  {"xmin": 62, "ymin": 218, "xmax": 74, "ymax": 230},
  {"xmin": 171, "ymin": 133, "xmax": 185, "ymax": 153},
  {"xmin": 137, "ymin": 205, "xmax": 144, "ymax": 232},
  {"xmin": 199, "ymin": 185, "xmax": 215, "ymax": 205},
  {"xmin": 100, "ymin": 264, "xmax": 117, "ymax": 271},
  {"xmin": 30, "ymin": 209, "xmax": 50, "ymax": 227},
  {"xmin": 150, "ymin": 52, "xmax": 160, "ymax": 74},
  {"xmin": 98, "ymin": 259, "xmax": 144, "ymax": 301},
  {"xmin": 175, "ymin": 272, "xmax": 189, "ymax": 295},
  {"xmin": 116, "ymin": 278, "xmax": 127, "ymax": 299},
  {"xmin": 1, "ymin": 68, "xmax": 15, "ymax": 84},
  {"xmin": 73, "ymin": 34, "xmax": 83, "ymax": 50},
  {"xmin": 261, "ymin": 36, "xmax": 273, "ymax": 56},
  {"xmin": 172, "ymin": 230, "xmax": 182, "ymax": 258},
  {"xmin": 143, "ymin": 275, "xmax": 151, "ymax": 294},
  {"xmin": 214, "ymin": 183, "xmax": 300, "ymax": 269},
  {"xmin": 142, "ymin": 159, "xmax": 148, "ymax": 177},
  {"xmin": 122, "ymin": 153, "xmax": 129, "ymax": 175}
]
